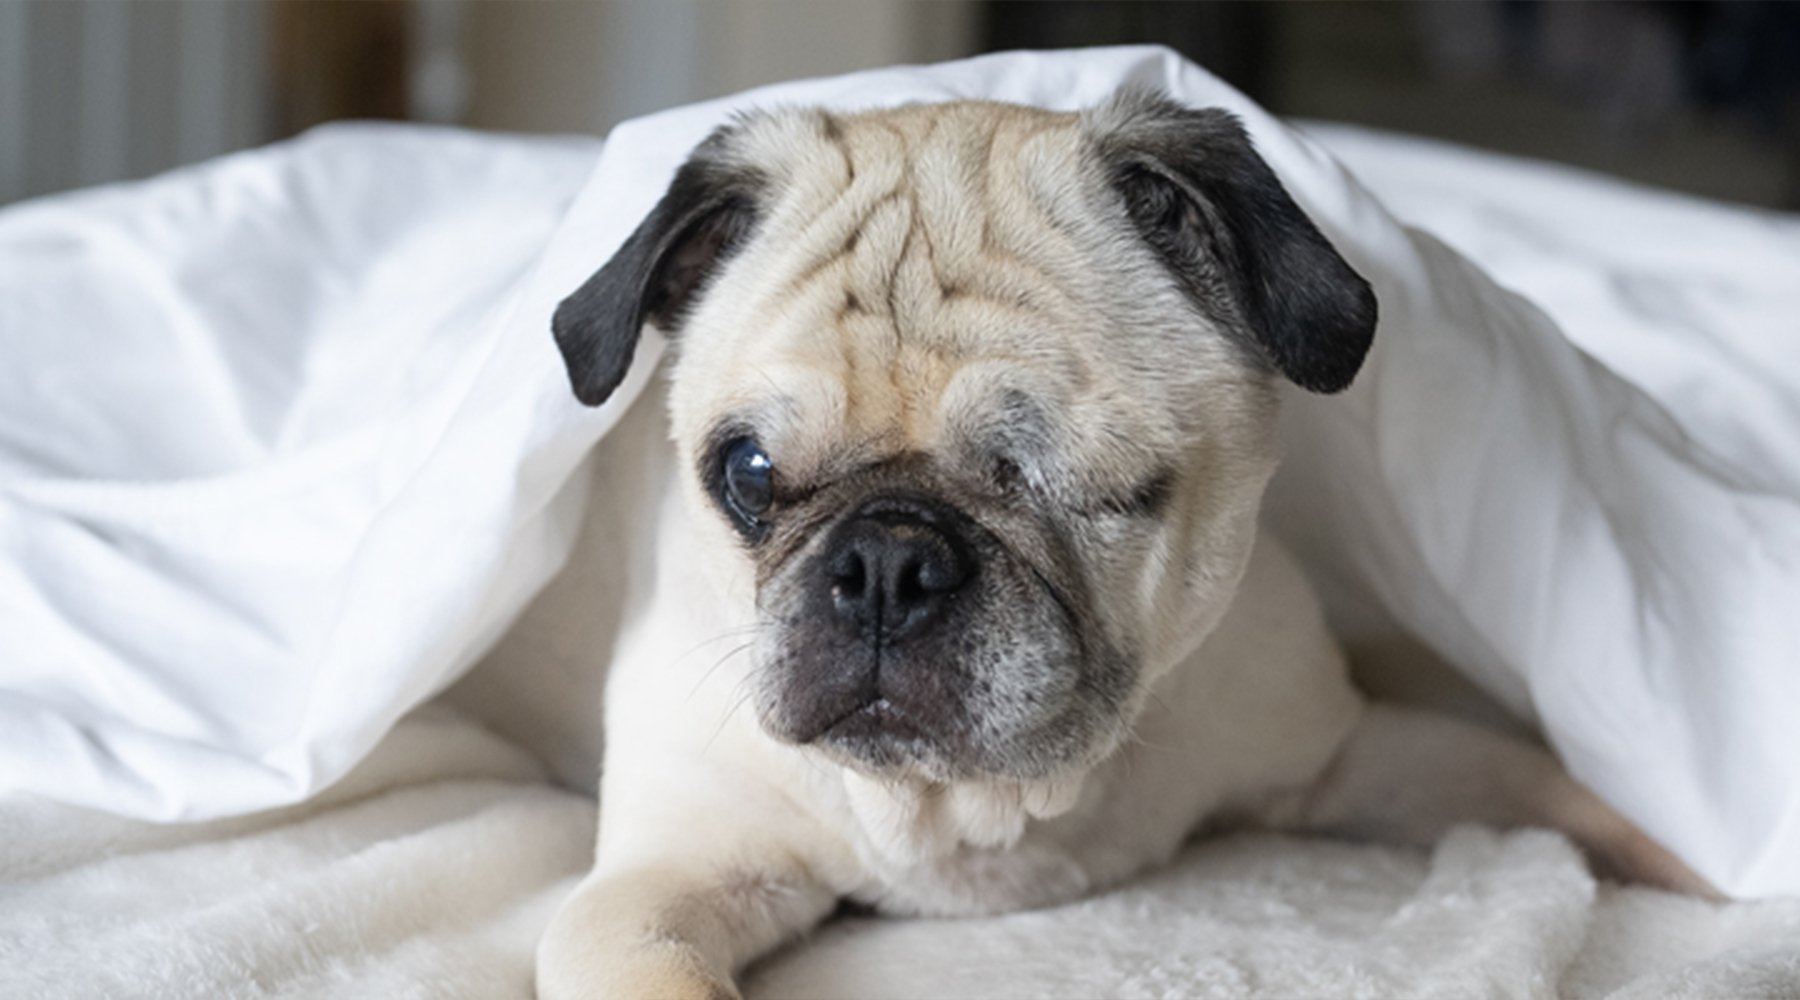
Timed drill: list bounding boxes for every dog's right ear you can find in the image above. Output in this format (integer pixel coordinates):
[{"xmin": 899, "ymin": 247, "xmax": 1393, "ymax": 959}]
[{"xmin": 553, "ymin": 127, "xmax": 765, "ymax": 407}]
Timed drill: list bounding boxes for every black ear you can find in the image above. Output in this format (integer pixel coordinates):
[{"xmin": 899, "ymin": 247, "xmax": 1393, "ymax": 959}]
[
  {"xmin": 552, "ymin": 128, "xmax": 765, "ymax": 407},
  {"xmin": 1091, "ymin": 92, "xmax": 1376, "ymax": 394}
]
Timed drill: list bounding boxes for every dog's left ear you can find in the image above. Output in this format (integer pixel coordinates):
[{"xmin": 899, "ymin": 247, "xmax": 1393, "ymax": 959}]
[
  {"xmin": 1088, "ymin": 90, "xmax": 1377, "ymax": 394},
  {"xmin": 553, "ymin": 127, "xmax": 765, "ymax": 407}
]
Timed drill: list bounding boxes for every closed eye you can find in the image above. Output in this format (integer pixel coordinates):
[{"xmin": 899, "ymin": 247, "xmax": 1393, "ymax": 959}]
[
  {"xmin": 1085, "ymin": 469, "xmax": 1174, "ymax": 519},
  {"xmin": 991, "ymin": 455, "xmax": 1025, "ymax": 496}
]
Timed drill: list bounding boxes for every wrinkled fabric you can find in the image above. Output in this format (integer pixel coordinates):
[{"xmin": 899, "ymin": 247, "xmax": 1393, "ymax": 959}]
[
  {"xmin": 1, "ymin": 48, "xmax": 1795, "ymax": 898},
  {"xmin": 4, "ymin": 707, "xmax": 1796, "ymax": 999},
  {"xmin": 1273, "ymin": 124, "xmax": 1800, "ymax": 899}
]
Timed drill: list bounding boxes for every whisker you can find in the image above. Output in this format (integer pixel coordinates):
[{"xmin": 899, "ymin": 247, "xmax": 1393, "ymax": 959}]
[
  {"xmin": 796, "ymin": 749, "xmax": 833, "ymax": 783},
  {"xmin": 703, "ymin": 674, "xmax": 761, "ymax": 756},
  {"xmin": 1122, "ymin": 720, "xmax": 1177, "ymax": 756},
  {"xmin": 1145, "ymin": 690, "xmax": 1179, "ymax": 725},
  {"xmin": 668, "ymin": 624, "xmax": 766, "ymax": 667},
  {"xmin": 688, "ymin": 639, "xmax": 759, "ymax": 700}
]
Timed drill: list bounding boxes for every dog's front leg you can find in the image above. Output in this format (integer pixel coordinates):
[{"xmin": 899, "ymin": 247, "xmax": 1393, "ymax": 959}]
[
  {"xmin": 535, "ymin": 777, "xmax": 841, "ymax": 1000},
  {"xmin": 536, "ymin": 862, "xmax": 825, "ymax": 1000}
]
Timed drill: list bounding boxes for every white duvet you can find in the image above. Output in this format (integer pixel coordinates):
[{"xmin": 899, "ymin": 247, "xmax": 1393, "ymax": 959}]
[{"xmin": 1, "ymin": 47, "xmax": 1796, "ymax": 902}]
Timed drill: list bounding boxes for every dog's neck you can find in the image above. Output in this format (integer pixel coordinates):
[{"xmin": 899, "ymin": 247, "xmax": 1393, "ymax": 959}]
[{"xmin": 838, "ymin": 766, "xmax": 1088, "ymax": 870}]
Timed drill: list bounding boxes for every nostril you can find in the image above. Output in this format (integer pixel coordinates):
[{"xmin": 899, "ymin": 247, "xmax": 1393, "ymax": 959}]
[
  {"xmin": 894, "ymin": 554, "xmax": 927, "ymax": 605},
  {"xmin": 914, "ymin": 547, "xmax": 967, "ymax": 594},
  {"xmin": 886, "ymin": 536, "xmax": 970, "ymax": 617},
  {"xmin": 830, "ymin": 548, "xmax": 867, "ymax": 602}
]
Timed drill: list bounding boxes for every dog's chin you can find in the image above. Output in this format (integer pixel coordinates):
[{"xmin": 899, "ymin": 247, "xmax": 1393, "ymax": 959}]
[{"xmin": 757, "ymin": 683, "xmax": 1128, "ymax": 787}]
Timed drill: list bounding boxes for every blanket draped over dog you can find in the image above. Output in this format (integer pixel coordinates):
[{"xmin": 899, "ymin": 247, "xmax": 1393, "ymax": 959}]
[{"xmin": 1, "ymin": 48, "xmax": 1796, "ymax": 906}]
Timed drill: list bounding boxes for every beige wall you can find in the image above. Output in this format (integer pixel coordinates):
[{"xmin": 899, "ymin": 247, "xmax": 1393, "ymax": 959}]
[{"xmin": 461, "ymin": 0, "xmax": 979, "ymax": 137}]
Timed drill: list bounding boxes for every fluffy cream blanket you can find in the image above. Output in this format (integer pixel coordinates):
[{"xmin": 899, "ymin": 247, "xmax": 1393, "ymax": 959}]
[{"xmin": 3, "ymin": 706, "xmax": 1794, "ymax": 999}]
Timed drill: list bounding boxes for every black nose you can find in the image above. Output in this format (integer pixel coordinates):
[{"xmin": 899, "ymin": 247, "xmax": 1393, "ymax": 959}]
[{"xmin": 826, "ymin": 502, "xmax": 974, "ymax": 643}]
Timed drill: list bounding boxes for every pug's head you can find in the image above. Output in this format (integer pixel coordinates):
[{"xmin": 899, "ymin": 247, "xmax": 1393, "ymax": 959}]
[{"xmin": 553, "ymin": 91, "xmax": 1375, "ymax": 785}]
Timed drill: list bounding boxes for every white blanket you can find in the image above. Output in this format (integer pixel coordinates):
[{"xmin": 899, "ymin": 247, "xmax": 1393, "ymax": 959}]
[
  {"xmin": 3, "ymin": 47, "xmax": 1798, "ymax": 900},
  {"xmin": 4, "ymin": 707, "xmax": 1796, "ymax": 999}
]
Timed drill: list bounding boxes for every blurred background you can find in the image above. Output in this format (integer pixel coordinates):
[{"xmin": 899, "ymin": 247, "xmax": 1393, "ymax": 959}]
[{"xmin": 3, "ymin": 0, "xmax": 1797, "ymax": 209}]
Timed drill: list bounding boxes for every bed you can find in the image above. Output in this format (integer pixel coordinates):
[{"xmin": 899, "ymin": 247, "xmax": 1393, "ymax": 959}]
[{"xmin": 3, "ymin": 48, "xmax": 1797, "ymax": 999}]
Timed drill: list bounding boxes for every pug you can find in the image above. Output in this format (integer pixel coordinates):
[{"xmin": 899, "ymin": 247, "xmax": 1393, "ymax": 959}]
[{"xmin": 517, "ymin": 89, "xmax": 1710, "ymax": 1000}]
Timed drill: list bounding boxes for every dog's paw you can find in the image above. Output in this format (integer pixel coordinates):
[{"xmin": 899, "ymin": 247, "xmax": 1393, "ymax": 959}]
[
  {"xmin": 537, "ymin": 944, "xmax": 740, "ymax": 1000},
  {"xmin": 610, "ymin": 955, "xmax": 740, "ymax": 1000}
]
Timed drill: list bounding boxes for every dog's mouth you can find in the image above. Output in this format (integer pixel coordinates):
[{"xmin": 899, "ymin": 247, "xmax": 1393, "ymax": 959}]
[
  {"xmin": 795, "ymin": 687, "xmax": 965, "ymax": 779},
  {"xmin": 774, "ymin": 668, "xmax": 942, "ymax": 765},
  {"xmin": 815, "ymin": 695, "xmax": 928, "ymax": 746},
  {"xmin": 755, "ymin": 634, "xmax": 1127, "ymax": 784}
]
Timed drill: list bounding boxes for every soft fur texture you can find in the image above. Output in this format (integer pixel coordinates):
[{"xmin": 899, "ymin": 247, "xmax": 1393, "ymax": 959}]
[
  {"xmin": 525, "ymin": 92, "xmax": 1712, "ymax": 998},
  {"xmin": 2, "ymin": 706, "xmax": 1794, "ymax": 1000}
]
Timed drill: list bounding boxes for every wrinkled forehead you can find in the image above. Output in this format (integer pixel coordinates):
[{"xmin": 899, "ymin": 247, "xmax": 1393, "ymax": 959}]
[
  {"xmin": 717, "ymin": 101, "xmax": 1113, "ymax": 352},
  {"xmin": 743, "ymin": 100, "xmax": 1098, "ymax": 248},
  {"xmin": 671, "ymin": 102, "xmax": 1237, "ymax": 480}
]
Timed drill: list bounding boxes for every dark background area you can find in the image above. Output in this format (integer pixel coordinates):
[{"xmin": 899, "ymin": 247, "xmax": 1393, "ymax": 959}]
[
  {"xmin": 984, "ymin": 0, "xmax": 1800, "ymax": 208},
  {"xmin": 6, "ymin": 1, "xmax": 1798, "ymax": 209}
]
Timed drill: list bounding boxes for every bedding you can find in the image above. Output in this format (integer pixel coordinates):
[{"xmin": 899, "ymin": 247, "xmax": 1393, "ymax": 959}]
[
  {"xmin": 0, "ymin": 44, "xmax": 1796, "ymax": 911},
  {"xmin": 1268, "ymin": 121, "xmax": 1800, "ymax": 899},
  {"xmin": 4, "ymin": 705, "xmax": 1797, "ymax": 999}
]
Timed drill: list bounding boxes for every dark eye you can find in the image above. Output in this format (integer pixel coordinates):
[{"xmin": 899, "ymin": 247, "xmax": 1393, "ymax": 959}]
[{"xmin": 722, "ymin": 437, "xmax": 774, "ymax": 526}]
